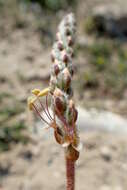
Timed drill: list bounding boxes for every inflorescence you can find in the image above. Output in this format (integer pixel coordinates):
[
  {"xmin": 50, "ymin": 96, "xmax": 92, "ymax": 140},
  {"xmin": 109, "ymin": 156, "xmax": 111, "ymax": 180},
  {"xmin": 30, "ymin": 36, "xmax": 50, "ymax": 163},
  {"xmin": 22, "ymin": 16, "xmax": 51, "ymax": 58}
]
[{"xmin": 28, "ymin": 13, "xmax": 82, "ymax": 162}]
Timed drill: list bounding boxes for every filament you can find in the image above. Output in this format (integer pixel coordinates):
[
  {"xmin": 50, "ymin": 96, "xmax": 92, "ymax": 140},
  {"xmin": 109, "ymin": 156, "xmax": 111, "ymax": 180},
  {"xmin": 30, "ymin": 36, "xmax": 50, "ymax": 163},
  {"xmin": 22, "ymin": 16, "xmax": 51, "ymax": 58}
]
[
  {"xmin": 46, "ymin": 95, "xmax": 54, "ymax": 121},
  {"xmin": 38, "ymin": 97, "xmax": 53, "ymax": 122},
  {"xmin": 32, "ymin": 104, "xmax": 50, "ymax": 126}
]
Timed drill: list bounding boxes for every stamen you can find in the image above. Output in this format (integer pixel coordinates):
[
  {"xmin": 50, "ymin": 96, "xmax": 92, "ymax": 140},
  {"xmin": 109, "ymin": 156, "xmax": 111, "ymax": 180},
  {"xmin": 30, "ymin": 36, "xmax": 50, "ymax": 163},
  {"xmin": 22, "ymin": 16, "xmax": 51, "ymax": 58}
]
[
  {"xmin": 46, "ymin": 95, "xmax": 54, "ymax": 121},
  {"xmin": 32, "ymin": 89, "xmax": 40, "ymax": 96},
  {"xmin": 32, "ymin": 104, "xmax": 50, "ymax": 126},
  {"xmin": 38, "ymin": 97, "xmax": 53, "ymax": 122},
  {"xmin": 28, "ymin": 96, "xmax": 37, "ymax": 110},
  {"xmin": 38, "ymin": 88, "xmax": 50, "ymax": 97}
]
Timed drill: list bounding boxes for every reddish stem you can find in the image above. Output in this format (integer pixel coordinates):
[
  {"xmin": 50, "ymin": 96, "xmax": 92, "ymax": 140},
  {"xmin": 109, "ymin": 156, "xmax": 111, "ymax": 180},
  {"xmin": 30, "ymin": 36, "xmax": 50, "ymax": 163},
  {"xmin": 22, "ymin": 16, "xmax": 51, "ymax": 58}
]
[{"xmin": 66, "ymin": 158, "xmax": 75, "ymax": 190}]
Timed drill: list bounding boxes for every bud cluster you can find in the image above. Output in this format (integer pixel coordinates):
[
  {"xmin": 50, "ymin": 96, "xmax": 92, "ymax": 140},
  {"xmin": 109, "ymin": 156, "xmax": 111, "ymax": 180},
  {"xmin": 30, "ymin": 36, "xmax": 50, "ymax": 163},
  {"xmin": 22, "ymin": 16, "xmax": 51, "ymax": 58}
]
[{"xmin": 50, "ymin": 13, "xmax": 75, "ymax": 94}]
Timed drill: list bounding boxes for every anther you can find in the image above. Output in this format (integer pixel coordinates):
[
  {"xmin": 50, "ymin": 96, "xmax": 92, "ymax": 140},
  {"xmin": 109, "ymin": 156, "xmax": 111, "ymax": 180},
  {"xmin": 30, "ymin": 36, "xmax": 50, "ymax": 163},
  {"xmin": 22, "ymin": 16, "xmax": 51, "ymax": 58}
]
[{"xmin": 37, "ymin": 88, "xmax": 50, "ymax": 97}]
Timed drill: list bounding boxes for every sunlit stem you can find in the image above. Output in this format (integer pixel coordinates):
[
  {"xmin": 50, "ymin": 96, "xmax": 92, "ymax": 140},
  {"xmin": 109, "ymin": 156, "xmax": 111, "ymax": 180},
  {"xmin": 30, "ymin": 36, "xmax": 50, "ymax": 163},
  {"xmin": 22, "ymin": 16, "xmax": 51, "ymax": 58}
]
[{"xmin": 66, "ymin": 158, "xmax": 75, "ymax": 190}]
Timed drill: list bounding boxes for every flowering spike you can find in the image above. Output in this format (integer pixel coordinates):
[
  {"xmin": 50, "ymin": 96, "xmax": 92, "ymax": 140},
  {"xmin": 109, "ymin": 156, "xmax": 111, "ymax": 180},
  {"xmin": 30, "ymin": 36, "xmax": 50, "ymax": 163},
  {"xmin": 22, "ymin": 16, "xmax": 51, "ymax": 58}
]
[
  {"xmin": 28, "ymin": 13, "xmax": 80, "ymax": 190},
  {"xmin": 28, "ymin": 13, "xmax": 80, "ymax": 153},
  {"xmin": 45, "ymin": 95, "xmax": 53, "ymax": 121}
]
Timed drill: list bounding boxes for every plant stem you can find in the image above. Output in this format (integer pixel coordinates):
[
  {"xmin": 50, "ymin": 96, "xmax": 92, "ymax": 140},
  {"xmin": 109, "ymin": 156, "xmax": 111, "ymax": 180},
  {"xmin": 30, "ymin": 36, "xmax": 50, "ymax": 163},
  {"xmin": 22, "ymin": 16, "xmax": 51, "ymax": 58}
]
[{"xmin": 66, "ymin": 158, "xmax": 75, "ymax": 190}]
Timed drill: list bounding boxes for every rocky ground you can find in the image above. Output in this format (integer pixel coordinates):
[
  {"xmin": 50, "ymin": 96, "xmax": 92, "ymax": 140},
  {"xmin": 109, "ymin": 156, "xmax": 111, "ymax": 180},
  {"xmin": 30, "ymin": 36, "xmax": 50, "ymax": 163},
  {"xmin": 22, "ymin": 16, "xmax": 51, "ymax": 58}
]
[{"xmin": 0, "ymin": 0, "xmax": 127, "ymax": 190}]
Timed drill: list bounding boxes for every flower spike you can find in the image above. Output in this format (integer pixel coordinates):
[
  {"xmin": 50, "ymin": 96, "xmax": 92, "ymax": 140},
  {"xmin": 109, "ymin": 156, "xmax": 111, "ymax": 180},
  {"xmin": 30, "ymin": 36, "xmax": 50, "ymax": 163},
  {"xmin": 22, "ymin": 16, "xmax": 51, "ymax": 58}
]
[{"xmin": 28, "ymin": 13, "xmax": 81, "ymax": 162}]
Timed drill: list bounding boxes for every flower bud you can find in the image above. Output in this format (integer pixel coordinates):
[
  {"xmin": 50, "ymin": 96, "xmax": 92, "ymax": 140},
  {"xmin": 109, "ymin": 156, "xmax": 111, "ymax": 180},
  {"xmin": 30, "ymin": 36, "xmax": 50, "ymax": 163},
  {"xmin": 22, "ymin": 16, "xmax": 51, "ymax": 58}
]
[
  {"xmin": 65, "ymin": 28, "xmax": 71, "ymax": 36},
  {"xmin": 57, "ymin": 41, "xmax": 64, "ymax": 51},
  {"xmin": 54, "ymin": 64, "xmax": 60, "ymax": 75},
  {"xmin": 65, "ymin": 145, "xmax": 79, "ymax": 161},
  {"xmin": 63, "ymin": 54, "xmax": 69, "ymax": 63},
  {"xmin": 55, "ymin": 96, "xmax": 65, "ymax": 114},
  {"xmin": 54, "ymin": 127, "xmax": 64, "ymax": 144},
  {"xmin": 61, "ymin": 50, "xmax": 69, "ymax": 63},
  {"xmin": 63, "ymin": 68, "xmax": 71, "ymax": 89}
]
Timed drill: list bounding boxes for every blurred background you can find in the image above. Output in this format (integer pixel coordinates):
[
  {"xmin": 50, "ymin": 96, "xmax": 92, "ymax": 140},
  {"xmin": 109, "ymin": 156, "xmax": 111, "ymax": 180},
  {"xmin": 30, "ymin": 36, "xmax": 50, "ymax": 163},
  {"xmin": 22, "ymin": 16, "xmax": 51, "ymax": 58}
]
[{"xmin": 0, "ymin": 0, "xmax": 127, "ymax": 189}]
